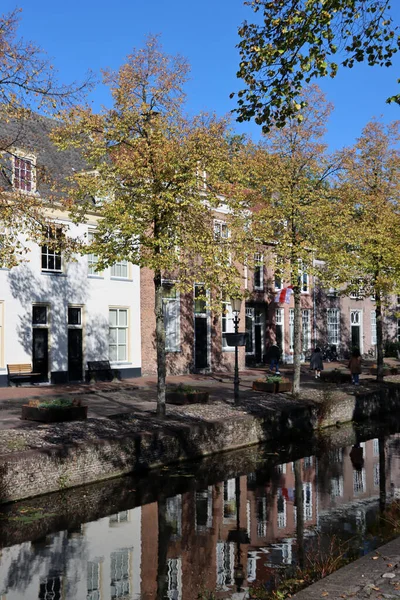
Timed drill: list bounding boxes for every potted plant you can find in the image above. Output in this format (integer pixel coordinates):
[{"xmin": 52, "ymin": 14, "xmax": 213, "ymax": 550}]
[
  {"xmin": 166, "ymin": 384, "xmax": 209, "ymax": 405},
  {"xmin": 252, "ymin": 375, "xmax": 292, "ymax": 393},
  {"xmin": 21, "ymin": 397, "xmax": 88, "ymax": 423}
]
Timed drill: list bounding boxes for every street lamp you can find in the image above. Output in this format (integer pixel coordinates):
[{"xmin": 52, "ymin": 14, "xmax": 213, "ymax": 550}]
[{"xmin": 230, "ymin": 297, "xmax": 242, "ymax": 405}]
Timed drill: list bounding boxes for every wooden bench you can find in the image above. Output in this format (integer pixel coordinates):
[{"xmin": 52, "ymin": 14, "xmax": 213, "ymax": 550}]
[
  {"xmin": 87, "ymin": 360, "xmax": 117, "ymax": 383},
  {"xmin": 7, "ymin": 364, "xmax": 41, "ymax": 386}
]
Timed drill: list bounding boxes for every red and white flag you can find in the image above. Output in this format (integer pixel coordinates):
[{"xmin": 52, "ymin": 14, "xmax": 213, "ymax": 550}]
[{"xmin": 275, "ymin": 286, "xmax": 293, "ymax": 304}]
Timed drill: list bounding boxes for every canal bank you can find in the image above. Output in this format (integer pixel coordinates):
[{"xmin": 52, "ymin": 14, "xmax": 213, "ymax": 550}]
[{"xmin": 1, "ymin": 374, "xmax": 400, "ymax": 503}]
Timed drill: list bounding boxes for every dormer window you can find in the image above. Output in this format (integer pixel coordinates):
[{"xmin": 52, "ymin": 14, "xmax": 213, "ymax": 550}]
[{"xmin": 14, "ymin": 156, "xmax": 35, "ymax": 192}]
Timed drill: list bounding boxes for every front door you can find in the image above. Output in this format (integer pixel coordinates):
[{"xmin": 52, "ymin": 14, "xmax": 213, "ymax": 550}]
[
  {"xmin": 254, "ymin": 309, "xmax": 263, "ymax": 363},
  {"xmin": 32, "ymin": 328, "xmax": 48, "ymax": 382},
  {"xmin": 351, "ymin": 310, "xmax": 362, "ymax": 351},
  {"xmin": 68, "ymin": 329, "xmax": 83, "ymax": 381},
  {"xmin": 194, "ymin": 285, "xmax": 209, "ymax": 370}
]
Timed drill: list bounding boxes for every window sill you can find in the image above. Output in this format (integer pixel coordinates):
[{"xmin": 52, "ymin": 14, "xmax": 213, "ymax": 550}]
[
  {"xmin": 166, "ymin": 349, "xmax": 181, "ymax": 353},
  {"xmin": 41, "ymin": 271, "xmax": 66, "ymax": 277},
  {"xmin": 222, "ymin": 347, "xmax": 235, "ymax": 353},
  {"xmin": 110, "ymin": 361, "xmax": 132, "ymax": 366},
  {"xmin": 254, "ymin": 287, "xmax": 264, "ymax": 292},
  {"xmin": 110, "ymin": 277, "xmax": 133, "ymax": 282},
  {"xmin": 88, "ymin": 274, "xmax": 104, "ymax": 279}
]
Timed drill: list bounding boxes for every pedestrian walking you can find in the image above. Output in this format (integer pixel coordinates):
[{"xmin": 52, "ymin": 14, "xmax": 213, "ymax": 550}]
[
  {"xmin": 310, "ymin": 347, "xmax": 324, "ymax": 379},
  {"xmin": 348, "ymin": 348, "xmax": 362, "ymax": 385},
  {"xmin": 266, "ymin": 342, "xmax": 281, "ymax": 375}
]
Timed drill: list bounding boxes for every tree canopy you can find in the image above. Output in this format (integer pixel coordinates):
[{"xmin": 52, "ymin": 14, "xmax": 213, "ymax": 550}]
[{"xmin": 234, "ymin": 0, "xmax": 400, "ymax": 131}]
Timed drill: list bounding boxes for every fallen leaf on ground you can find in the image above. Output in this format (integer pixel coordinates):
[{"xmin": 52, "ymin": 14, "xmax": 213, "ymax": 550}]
[
  {"xmin": 321, "ymin": 593, "xmax": 329, "ymax": 597},
  {"xmin": 387, "ymin": 563, "xmax": 393, "ymax": 567},
  {"xmin": 372, "ymin": 556, "xmax": 379, "ymax": 560}
]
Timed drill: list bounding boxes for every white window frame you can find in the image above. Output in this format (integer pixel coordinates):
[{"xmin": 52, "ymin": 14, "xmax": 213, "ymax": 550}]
[
  {"xmin": 213, "ymin": 219, "xmax": 229, "ymax": 240},
  {"xmin": 289, "ymin": 308, "xmax": 294, "ymax": 352},
  {"xmin": 301, "ymin": 272, "xmax": 309, "ymax": 294},
  {"xmin": 327, "ymin": 308, "xmax": 340, "ymax": 346},
  {"xmin": 12, "ymin": 152, "xmax": 36, "ymax": 193},
  {"xmin": 162, "ymin": 282, "xmax": 180, "ymax": 353},
  {"xmin": 41, "ymin": 225, "xmax": 63, "ymax": 273},
  {"xmin": 276, "ymin": 308, "xmax": 284, "ymax": 356},
  {"xmin": 222, "ymin": 299, "xmax": 235, "ymax": 352},
  {"xmin": 109, "ymin": 307, "xmax": 129, "ymax": 362},
  {"xmin": 277, "ymin": 489, "xmax": 287, "ymax": 529},
  {"xmin": 371, "ymin": 310, "xmax": 377, "ymax": 345},
  {"xmin": 111, "ymin": 259, "xmax": 129, "ymax": 279},
  {"xmin": 302, "ymin": 309, "xmax": 311, "ymax": 353},
  {"xmin": 87, "ymin": 229, "xmax": 103, "ymax": 277},
  {"xmin": 253, "ymin": 252, "xmax": 264, "ymax": 290}
]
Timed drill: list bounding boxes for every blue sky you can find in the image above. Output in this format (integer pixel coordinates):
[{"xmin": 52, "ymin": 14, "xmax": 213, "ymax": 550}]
[{"xmin": 3, "ymin": 0, "xmax": 400, "ymax": 150}]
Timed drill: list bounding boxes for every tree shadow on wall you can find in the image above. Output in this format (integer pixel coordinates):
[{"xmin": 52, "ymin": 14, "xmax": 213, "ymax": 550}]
[{"xmin": 7, "ymin": 260, "xmax": 109, "ymax": 379}]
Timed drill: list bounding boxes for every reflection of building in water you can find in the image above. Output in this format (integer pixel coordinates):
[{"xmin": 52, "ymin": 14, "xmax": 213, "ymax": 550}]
[{"xmin": 0, "ymin": 436, "xmax": 399, "ymax": 600}]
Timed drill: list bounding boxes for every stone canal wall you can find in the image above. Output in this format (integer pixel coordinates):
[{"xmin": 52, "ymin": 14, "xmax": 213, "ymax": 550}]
[{"xmin": 1, "ymin": 382, "xmax": 400, "ymax": 504}]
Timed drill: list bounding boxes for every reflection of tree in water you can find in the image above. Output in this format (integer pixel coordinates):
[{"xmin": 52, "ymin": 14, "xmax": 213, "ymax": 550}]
[{"xmin": 3, "ymin": 528, "xmax": 87, "ymax": 598}]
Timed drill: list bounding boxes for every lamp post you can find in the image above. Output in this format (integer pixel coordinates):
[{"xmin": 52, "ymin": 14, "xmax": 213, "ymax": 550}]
[{"xmin": 230, "ymin": 297, "xmax": 242, "ymax": 405}]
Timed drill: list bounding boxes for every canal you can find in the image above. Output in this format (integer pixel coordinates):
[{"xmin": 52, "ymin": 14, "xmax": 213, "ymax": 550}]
[{"xmin": 0, "ymin": 420, "xmax": 400, "ymax": 599}]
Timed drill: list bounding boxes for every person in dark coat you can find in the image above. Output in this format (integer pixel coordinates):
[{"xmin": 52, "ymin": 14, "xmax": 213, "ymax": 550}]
[
  {"xmin": 267, "ymin": 343, "xmax": 281, "ymax": 374},
  {"xmin": 310, "ymin": 347, "xmax": 324, "ymax": 379},
  {"xmin": 348, "ymin": 348, "xmax": 362, "ymax": 385}
]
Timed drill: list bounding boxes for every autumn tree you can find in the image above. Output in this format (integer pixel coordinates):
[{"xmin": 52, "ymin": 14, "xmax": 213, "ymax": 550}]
[
  {"xmin": 249, "ymin": 87, "xmax": 345, "ymax": 395},
  {"xmin": 234, "ymin": 0, "xmax": 400, "ymax": 130},
  {"xmin": 0, "ymin": 8, "xmax": 92, "ymax": 266},
  {"xmin": 54, "ymin": 37, "xmax": 249, "ymax": 416},
  {"xmin": 328, "ymin": 119, "xmax": 400, "ymax": 380}
]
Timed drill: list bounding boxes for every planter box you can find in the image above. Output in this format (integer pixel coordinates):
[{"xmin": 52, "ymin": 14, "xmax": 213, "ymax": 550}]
[
  {"xmin": 252, "ymin": 380, "xmax": 292, "ymax": 393},
  {"xmin": 21, "ymin": 405, "xmax": 88, "ymax": 423},
  {"xmin": 166, "ymin": 391, "xmax": 210, "ymax": 406},
  {"xmin": 224, "ymin": 333, "xmax": 247, "ymax": 347},
  {"xmin": 320, "ymin": 370, "xmax": 352, "ymax": 384},
  {"xmin": 369, "ymin": 366, "xmax": 398, "ymax": 376}
]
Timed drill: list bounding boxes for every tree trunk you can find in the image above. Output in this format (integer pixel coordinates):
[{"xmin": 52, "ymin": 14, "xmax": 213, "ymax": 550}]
[
  {"xmin": 154, "ymin": 269, "xmax": 166, "ymax": 418},
  {"xmin": 379, "ymin": 436, "xmax": 387, "ymax": 515},
  {"xmin": 293, "ymin": 286, "xmax": 302, "ymax": 396},
  {"xmin": 376, "ymin": 289, "xmax": 384, "ymax": 382},
  {"xmin": 294, "ymin": 459, "xmax": 305, "ymax": 570},
  {"xmin": 156, "ymin": 497, "xmax": 173, "ymax": 600}
]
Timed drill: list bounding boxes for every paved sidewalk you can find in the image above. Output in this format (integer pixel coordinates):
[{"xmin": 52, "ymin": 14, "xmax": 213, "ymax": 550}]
[
  {"xmin": 0, "ymin": 360, "xmax": 396, "ymax": 430},
  {"xmin": 293, "ymin": 536, "xmax": 400, "ymax": 599}
]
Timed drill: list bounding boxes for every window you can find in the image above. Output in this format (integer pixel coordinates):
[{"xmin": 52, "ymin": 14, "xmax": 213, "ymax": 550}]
[
  {"xmin": 87, "ymin": 561, "xmax": 101, "ymax": 600},
  {"xmin": 109, "ymin": 308, "xmax": 128, "ymax": 361},
  {"xmin": 111, "ymin": 259, "xmax": 128, "ymax": 278},
  {"xmin": 302, "ymin": 272, "xmax": 309, "ymax": 293},
  {"xmin": 223, "ymin": 479, "xmax": 236, "ymax": 522},
  {"xmin": 371, "ymin": 310, "xmax": 377, "ymax": 345},
  {"xmin": 275, "ymin": 273, "xmax": 282, "ymax": 290},
  {"xmin": 216, "ymin": 542, "xmax": 234, "ymax": 589},
  {"xmin": 41, "ymin": 226, "xmax": 62, "ymax": 272},
  {"xmin": 254, "ymin": 253, "xmax": 264, "ymax": 290},
  {"xmin": 302, "ymin": 309, "xmax": 311, "ymax": 353},
  {"xmin": 256, "ymin": 496, "xmax": 267, "ymax": 537},
  {"xmin": 276, "ymin": 308, "xmax": 284, "ymax": 353},
  {"xmin": 167, "ymin": 557, "xmax": 183, "ymax": 600},
  {"xmin": 68, "ymin": 307, "xmax": 81, "ymax": 326},
  {"xmin": 327, "ymin": 308, "xmax": 340, "ymax": 346},
  {"xmin": 163, "ymin": 283, "xmax": 180, "ymax": 352},
  {"xmin": 353, "ymin": 468, "xmax": 366, "ymax": 495},
  {"xmin": 374, "ymin": 463, "xmax": 380, "ymax": 488},
  {"xmin": 277, "ymin": 489, "xmax": 286, "ymax": 529},
  {"xmin": 14, "ymin": 156, "xmax": 34, "ymax": 192},
  {"xmin": 87, "ymin": 230, "xmax": 102, "ymax": 276},
  {"xmin": 109, "ymin": 511, "xmax": 129, "ymax": 525},
  {"xmin": 33, "ymin": 305, "xmax": 48, "ymax": 325},
  {"xmin": 213, "ymin": 220, "xmax": 229, "ymax": 240},
  {"xmin": 289, "ymin": 309, "xmax": 294, "ymax": 352},
  {"xmin": 330, "ymin": 476, "xmax": 344, "ymax": 499},
  {"xmin": 166, "ymin": 495, "xmax": 182, "ymax": 539},
  {"xmin": 303, "ymin": 482, "xmax": 313, "ymax": 521},
  {"xmin": 39, "ymin": 577, "xmax": 62, "ymax": 600},
  {"xmin": 195, "ymin": 488, "xmax": 213, "ymax": 531},
  {"xmin": 222, "ymin": 299, "xmax": 234, "ymax": 350},
  {"xmin": 110, "ymin": 549, "xmax": 131, "ymax": 599}
]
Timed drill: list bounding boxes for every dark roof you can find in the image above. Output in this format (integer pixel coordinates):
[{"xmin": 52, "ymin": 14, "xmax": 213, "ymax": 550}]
[{"xmin": 0, "ymin": 113, "xmax": 86, "ymax": 199}]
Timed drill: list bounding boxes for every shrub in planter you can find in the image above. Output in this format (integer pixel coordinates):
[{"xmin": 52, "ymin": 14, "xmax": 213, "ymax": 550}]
[
  {"xmin": 252, "ymin": 375, "xmax": 292, "ymax": 393},
  {"xmin": 166, "ymin": 384, "xmax": 210, "ymax": 405},
  {"xmin": 21, "ymin": 397, "xmax": 88, "ymax": 423}
]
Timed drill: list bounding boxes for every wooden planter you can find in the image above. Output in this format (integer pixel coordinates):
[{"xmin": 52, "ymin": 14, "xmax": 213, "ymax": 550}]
[
  {"xmin": 369, "ymin": 366, "xmax": 398, "ymax": 376},
  {"xmin": 166, "ymin": 391, "xmax": 210, "ymax": 405},
  {"xmin": 320, "ymin": 370, "xmax": 352, "ymax": 384},
  {"xmin": 21, "ymin": 405, "xmax": 88, "ymax": 423},
  {"xmin": 252, "ymin": 380, "xmax": 292, "ymax": 394}
]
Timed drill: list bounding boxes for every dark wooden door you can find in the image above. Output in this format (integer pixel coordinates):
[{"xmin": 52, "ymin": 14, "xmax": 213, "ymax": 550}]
[
  {"xmin": 68, "ymin": 328, "xmax": 83, "ymax": 381},
  {"xmin": 194, "ymin": 317, "xmax": 208, "ymax": 369},
  {"xmin": 351, "ymin": 326, "xmax": 360, "ymax": 351},
  {"xmin": 32, "ymin": 328, "xmax": 48, "ymax": 381}
]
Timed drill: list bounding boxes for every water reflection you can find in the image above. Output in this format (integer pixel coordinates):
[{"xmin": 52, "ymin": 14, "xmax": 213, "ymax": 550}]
[{"xmin": 0, "ymin": 433, "xmax": 399, "ymax": 599}]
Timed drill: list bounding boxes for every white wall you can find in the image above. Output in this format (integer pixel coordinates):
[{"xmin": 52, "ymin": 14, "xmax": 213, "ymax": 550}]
[{"xmin": 0, "ymin": 220, "xmax": 141, "ymax": 382}]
